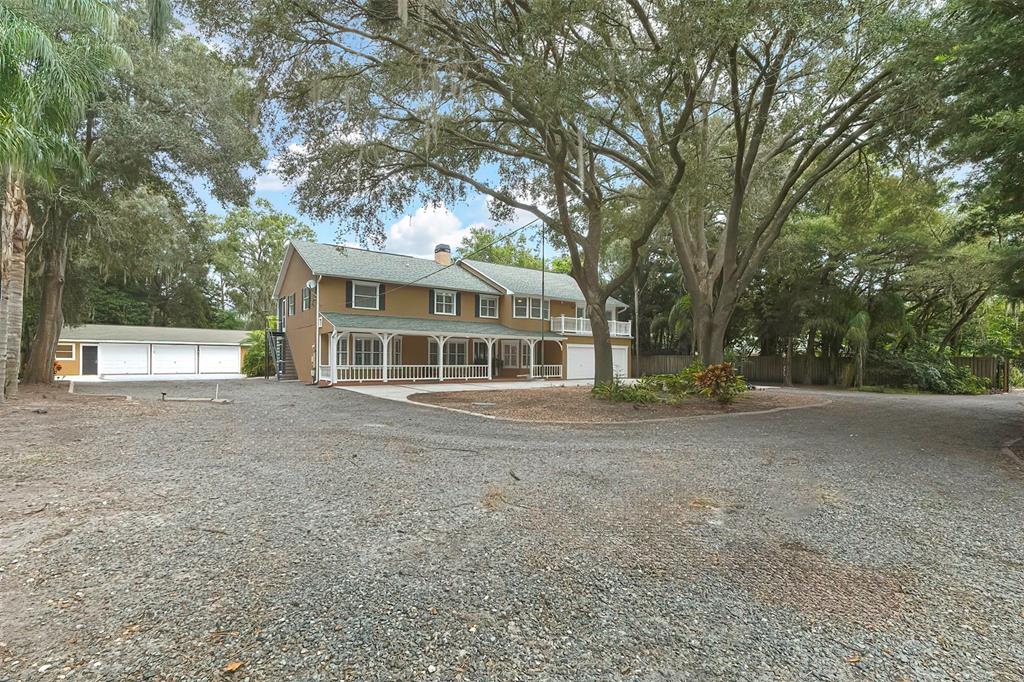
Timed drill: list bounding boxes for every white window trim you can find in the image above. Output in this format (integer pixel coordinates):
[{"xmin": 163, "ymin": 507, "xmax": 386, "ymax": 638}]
[
  {"xmin": 301, "ymin": 287, "xmax": 311, "ymax": 311},
  {"xmin": 391, "ymin": 336, "xmax": 402, "ymax": 365},
  {"xmin": 434, "ymin": 289, "xmax": 457, "ymax": 316},
  {"xmin": 479, "ymin": 295, "xmax": 498, "ymax": 319},
  {"xmin": 55, "ymin": 342, "xmax": 76, "ymax": 361},
  {"xmin": 352, "ymin": 281, "xmax": 381, "ymax": 310},
  {"xmin": 513, "ymin": 296, "xmax": 529, "ymax": 319},
  {"xmin": 352, "ymin": 333, "xmax": 383, "ymax": 366},
  {"xmin": 501, "ymin": 340, "xmax": 519, "ymax": 368},
  {"xmin": 513, "ymin": 296, "xmax": 549, "ymax": 320},
  {"xmin": 443, "ymin": 339, "xmax": 467, "ymax": 365},
  {"xmin": 336, "ymin": 336, "xmax": 349, "ymax": 365}
]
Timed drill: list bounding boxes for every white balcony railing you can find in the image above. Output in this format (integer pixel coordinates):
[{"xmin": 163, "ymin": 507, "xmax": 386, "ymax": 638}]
[
  {"xmin": 549, "ymin": 316, "xmax": 631, "ymax": 338},
  {"xmin": 531, "ymin": 364, "xmax": 563, "ymax": 379},
  {"xmin": 443, "ymin": 364, "xmax": 489, "ymax": 380}
]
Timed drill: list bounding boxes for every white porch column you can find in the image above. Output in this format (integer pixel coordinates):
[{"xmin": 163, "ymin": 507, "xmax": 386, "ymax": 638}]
[
  {"xmin": 486, "ymin": 337, "xmax": 494, "ymax": 380},
  {"xmin": 434, "ymin": 335, "xmax": 448, "ymax": 382},
  {"xmin": 377, "ymin": 333, "xmax": 394, "ymax": 383},
  {"xmin": 527, "ymin": 339, "xmax": 538, "ymax": 379},
  {"xmin": 329, "ymin": 330, "xmax": 337, "ymax": 384}
]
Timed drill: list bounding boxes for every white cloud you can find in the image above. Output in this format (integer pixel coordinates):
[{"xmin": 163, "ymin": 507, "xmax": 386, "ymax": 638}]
[
  {"xmin": 254, "ymin": 144, "xmax": 307, "ymax": 192},
  {"xmin": 385, "ymin": 204, "xmax": 473, "ymax": 259}
]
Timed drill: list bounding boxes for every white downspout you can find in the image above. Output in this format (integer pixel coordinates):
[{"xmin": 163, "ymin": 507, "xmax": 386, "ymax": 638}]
[{"xmin": 314, "ymin": 275, "xmax": 322, "ymax": 384}]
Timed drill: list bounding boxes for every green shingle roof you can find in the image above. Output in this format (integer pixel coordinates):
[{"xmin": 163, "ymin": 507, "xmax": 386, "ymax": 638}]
[
  {"xmin": 462, "ymin": 259, "xmax": 626, "ymax": 307},
  {"xmin": 291, "ymin": 241, "xmax": 501, "ymax": 295},
  {"xmin": 321, "ymin": 312, "xmax": 560, "ymax": 339},
  {"xmin": 60, "ymin": 324, "xmax": 250, "ymax": 345}
]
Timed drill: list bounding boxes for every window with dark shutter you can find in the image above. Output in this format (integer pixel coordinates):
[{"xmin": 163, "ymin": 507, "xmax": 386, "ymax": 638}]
[
  {"xmin": 455, "ymin": 292, "xmax": 462, "ymax": 316},
  {"xmin": 475, "ymin": 294, "xmax": 480, "ymax": 317},
  {"xmin": 346, "ymin": 281, "xmax": 353, "ymax": 308},
  {"xmin": 428, "ymin": 289, "xmax": 435, "ymax": 314},
  {"xmin": 378, "ymin": 283, "xmax": 386, "ymax": 310}
]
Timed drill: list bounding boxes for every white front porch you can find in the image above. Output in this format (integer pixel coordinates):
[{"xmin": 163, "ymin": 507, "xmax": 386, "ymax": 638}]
[{"xmin": 317, "ymin": 326, "xmax": 564, "ymax": 385}]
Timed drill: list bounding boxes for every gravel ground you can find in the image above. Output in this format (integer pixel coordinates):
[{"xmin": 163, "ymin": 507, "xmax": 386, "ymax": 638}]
[
  {"xmin": 409, "ymin": 386, "xmax": 826, "ymax": 422},
  {"xmin": 1, "ymin": 379, "xmax": 1022, "ymax": 681}
]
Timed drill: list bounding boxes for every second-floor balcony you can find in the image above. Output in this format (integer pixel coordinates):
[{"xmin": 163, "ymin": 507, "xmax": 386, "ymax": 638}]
[{"xmin": 550, "ymin": 315, "xmax": 631, "ymax": 338}]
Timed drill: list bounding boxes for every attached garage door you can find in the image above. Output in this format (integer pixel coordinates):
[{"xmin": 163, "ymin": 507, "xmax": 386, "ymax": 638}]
[
  {"xmin": 151, "ymin": 344, "xmax": 197, "ymax": 374},
  {"xmin": 198, "ymin": 345, "xmax": 240, "ymax": 374},
  {"xmin": 99, "ymin": 343, "xmax": 149, "ymax": 375},
  {"xmin": 566, "ymin": 344, "xmax": 629, "ymax": 380}
]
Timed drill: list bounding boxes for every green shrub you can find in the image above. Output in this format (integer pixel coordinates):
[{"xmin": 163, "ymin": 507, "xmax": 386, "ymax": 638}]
[
  {"xmin": 870, "ymin": 351, "xmax": 990, "ymax": 394},
  {"xmin": 241, "ymin": 329, "xmax": 267, "ymax": 377},
  {"xmin": 592, "ymin": 377, "xmax": 659, "ymax": 404},
  {"xmin": 1012, "ymin": 366, "xmax": 1024, "ymax": 389},
  {"xmin": 693, "ymin": 363, "xmax": 748, "ymax": 404},
  {"xmin": 640, "ymin": 363, "xmax": 704, "ymax": 397}
]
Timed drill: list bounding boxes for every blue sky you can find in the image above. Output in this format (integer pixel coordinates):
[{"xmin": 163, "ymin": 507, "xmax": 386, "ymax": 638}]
[
  {"xmin": 193, "ymin": 160, "xmax": 548, "ymax": 261},
  {"xmin": 194, "ymin": 153, "xmax": 543, "ymax": 261}
]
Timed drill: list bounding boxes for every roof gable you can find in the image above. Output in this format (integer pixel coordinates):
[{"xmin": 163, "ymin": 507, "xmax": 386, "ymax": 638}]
[
  {"xmin": 289, "ymin": 241, "xmax": 501, "ymax": 295},
  {"xmin": 461, "ymin": 259, "xmax": 626, "ymax": 307}
]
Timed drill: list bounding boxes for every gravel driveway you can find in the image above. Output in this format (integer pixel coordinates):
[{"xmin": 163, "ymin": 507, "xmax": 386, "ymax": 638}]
[{"xmin": 1, "ymin": 380, "xmax": 1022, "ymax": 681}]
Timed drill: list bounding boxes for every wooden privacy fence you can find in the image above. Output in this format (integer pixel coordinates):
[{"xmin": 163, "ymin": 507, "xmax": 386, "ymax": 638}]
[{"xmin": 636, "ymin": 353, "xmax": 1009, "ymax": 390}]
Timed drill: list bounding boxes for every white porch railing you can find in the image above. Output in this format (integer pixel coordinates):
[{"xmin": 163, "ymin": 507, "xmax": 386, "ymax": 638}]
[
  {"xmin": 336, "ymin": 365, "xmax": 383, "ymax": 382},
  {"xmin": 389, "ymin": 364, "xmax": 440, "ymax": 381},
  {"xmin": 443, "ymin": 364, "xmax": 489, "ymax": 380},
  {"xmin": 325, "ymin": 364, "xmax": 490, "ymax": 382},
  {"xmin": 549, "ymin": 316, "xmax": 631, "ymax": 338},
  {"xmin": 531, "ymin": 364, "xmax": 563, "ymax": 379}
]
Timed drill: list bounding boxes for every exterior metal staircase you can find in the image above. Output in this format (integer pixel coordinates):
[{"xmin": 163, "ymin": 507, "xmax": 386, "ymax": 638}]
[{"xmin": 267, "ymin": 330, "xmax": 297, "ymax": 380}]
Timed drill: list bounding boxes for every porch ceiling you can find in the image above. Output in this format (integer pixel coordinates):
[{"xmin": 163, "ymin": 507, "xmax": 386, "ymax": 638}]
[{"xmin": 320, "ymin": 312, "xmax": 565, "ymax": 340}]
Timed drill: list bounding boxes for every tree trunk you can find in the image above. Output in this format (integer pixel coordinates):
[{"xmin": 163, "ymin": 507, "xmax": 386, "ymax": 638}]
[
  {"xmin": 2, "ymin": 172, "xmax": 33, "ymax": 399},
  {"xmin": 587, "ymin": 301, "xmax": 615, "ymax": 385},
  {"xmin": 24, "ymin": 224, "xmax": 69, "ymax": 384},
  {"xmin": 803, "ymin": 328, "xmax": 816, "ymax": 384},
  {"xmin": 782, "ymin": 336, "xmax": 793, "ymax": 386}
]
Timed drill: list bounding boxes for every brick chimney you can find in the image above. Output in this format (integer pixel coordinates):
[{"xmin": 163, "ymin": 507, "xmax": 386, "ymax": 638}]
[{"xmin": 434, "ymin": 243, "xmax": 452, "ymax": 265}]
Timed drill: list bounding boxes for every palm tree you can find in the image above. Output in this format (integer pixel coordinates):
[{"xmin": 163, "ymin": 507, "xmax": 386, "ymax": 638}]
[{"xmin": 0, "ymin": 0, "xmax": 149, "ymax": 398}]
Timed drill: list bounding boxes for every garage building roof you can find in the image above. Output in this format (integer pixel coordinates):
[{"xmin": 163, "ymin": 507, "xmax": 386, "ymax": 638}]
[{"xmin": 60, "ymin": 324, "xmax": 250, "ymax": 345}]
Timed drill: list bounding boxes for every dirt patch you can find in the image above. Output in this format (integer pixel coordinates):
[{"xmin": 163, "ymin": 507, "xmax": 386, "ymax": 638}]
[
  {"xmin": 409, "ymin": 386, "xmax": 825, "ymax": 422},
  {"xmin": 711, "ymin": 540, "xmax": 908, "ymax": 627}
]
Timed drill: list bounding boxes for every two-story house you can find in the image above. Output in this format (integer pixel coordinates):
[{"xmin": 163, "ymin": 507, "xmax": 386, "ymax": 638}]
[{"xmin": 272, "ymin": 240, "xmax": 632, "ymax": 384}]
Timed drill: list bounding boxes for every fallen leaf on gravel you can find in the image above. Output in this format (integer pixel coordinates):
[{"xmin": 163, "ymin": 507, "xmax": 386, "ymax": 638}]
[
  {"xmin": 223, "ymin": 660, "xmax": 244, "ymax": 674},
  {"xmin": 845, "ymin": 654, "xmax": 862, "ymax": 664}
]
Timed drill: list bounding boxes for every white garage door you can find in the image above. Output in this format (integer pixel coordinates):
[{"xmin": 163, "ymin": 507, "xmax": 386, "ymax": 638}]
[
  {"xmin": 99, "ymin": 343, "xmax": 149, "ymax": 375},
  {"xmin": 151, "ymin": 344, "xmax": 197, "ymax": 374},
  {"xmin": 198, "ymin": 345, "xmax": 240, "ymax": 374},
  {"xmin": 566, "ymin": 344, "xmax": 629, "ymax": 380}
]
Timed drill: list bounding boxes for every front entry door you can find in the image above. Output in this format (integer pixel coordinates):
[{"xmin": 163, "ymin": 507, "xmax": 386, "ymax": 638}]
[{"xmin": 81, "ymin": 345, "xmax": 98, "ymax": 375}]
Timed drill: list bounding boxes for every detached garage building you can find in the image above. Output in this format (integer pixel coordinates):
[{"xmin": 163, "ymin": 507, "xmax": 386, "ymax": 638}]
[{"xmin": 56, "ymin": 324, "xmax": 250, "ymax": 381}]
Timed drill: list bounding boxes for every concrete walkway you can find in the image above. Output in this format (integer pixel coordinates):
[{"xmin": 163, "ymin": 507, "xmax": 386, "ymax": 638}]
[{"xmin": 339, "ymin": 379, "xmax": 594, "ymax": 403}]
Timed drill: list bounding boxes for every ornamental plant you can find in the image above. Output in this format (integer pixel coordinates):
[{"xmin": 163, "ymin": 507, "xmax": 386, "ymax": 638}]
[{"xmin": 693, "ymin": 363, "xmax": 748, "ymax": 404}]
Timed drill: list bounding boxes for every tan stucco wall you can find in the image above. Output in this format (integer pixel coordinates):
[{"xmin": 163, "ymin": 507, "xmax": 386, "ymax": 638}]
[
  {"xmin": 279, "ymin": 253, "xmax": 318, "ymax": 382},
  {"xmin": 319, "ymin": 276, "xmax": 565, "ymax": 325},
  {"xmin": 55, "ymin": 342, "xmax": 81, "ymax": 376}
]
